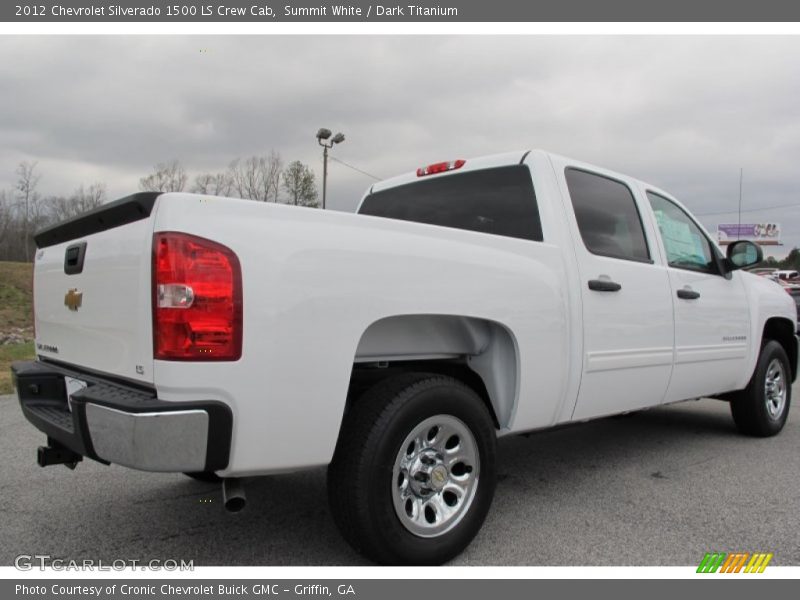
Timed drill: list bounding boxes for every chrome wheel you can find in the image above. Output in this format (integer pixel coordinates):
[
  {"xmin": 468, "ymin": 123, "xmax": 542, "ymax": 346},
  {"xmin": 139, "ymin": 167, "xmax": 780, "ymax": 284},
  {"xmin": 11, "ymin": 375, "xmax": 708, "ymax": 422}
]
[
  {"xmin": 764, "ymin": 358, "xmax": 787, "ymax": 420},
  {"xmin": 392, "ymin": 414, "xmax": 480, "ymax": 538}
]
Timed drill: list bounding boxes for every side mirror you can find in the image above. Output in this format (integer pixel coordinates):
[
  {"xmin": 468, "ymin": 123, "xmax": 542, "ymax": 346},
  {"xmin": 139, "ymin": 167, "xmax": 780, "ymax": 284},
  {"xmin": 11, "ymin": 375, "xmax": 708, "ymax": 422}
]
[{"xmin": 726, "ymin": 240, "xmax": 763, "ymax": 271}]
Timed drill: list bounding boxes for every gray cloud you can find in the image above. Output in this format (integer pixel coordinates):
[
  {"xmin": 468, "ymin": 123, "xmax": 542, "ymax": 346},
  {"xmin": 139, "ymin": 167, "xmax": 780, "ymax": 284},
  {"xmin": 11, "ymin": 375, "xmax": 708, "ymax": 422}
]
[{"xmin": 0, "ymin": 35, "xmax": 798, "ymax": 254}]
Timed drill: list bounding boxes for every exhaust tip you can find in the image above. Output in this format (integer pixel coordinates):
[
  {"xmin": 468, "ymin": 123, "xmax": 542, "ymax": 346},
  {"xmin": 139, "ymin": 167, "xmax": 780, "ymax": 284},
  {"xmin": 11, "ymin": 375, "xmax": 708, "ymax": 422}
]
[
  {"xmin": 222, "ymin": 478, "xmax": 246, "ymax": 513},
  {"xmin": 225, "ymin": 496, "xmax": 246, "ymax": 513}
]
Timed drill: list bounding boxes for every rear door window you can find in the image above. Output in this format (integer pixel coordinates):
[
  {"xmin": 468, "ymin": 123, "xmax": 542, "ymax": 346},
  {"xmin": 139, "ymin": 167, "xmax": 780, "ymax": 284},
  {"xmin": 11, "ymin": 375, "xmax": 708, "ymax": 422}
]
[
  {"xmin": 358, "ymin": 165, "xmax": 543, "ymax": 242},
  {"xmin": 565, "ymin": 168, "xmax": 651, "ymax": 262}
]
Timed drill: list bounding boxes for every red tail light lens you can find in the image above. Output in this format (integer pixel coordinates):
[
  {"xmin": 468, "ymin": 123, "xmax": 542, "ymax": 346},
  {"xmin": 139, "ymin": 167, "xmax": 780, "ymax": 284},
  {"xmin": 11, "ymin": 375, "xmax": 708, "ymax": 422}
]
[
  {"xmin": 152, "ymin": 232, "xmax": 242, "ymax": 361},
  {"xmin": 416, "ymin": 159, "xmax": 466, "ymax": 177}
]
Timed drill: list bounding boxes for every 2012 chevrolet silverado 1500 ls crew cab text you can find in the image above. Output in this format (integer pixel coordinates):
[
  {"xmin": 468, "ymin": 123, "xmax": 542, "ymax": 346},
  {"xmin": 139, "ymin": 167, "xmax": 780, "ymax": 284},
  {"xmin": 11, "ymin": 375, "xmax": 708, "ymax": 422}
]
[{"xmin": 12, "ymin": 150, "xmax": 797, "ymax": 564}]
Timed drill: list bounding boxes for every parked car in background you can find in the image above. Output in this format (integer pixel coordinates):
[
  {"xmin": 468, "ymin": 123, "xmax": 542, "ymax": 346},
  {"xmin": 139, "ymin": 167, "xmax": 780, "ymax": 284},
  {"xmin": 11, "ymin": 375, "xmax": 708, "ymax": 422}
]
[
  {"xmin": 777, "ymin": 279, "xmax": 800, "ymax": 326},
  {"xmin": 776, "ymin": 269, "xmax": 800, "ymax": 281}
]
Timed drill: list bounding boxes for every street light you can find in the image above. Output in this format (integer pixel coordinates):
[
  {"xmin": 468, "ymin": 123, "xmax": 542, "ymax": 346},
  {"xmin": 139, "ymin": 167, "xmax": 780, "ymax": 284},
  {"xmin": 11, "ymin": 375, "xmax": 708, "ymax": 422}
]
[{"xmin": 316, "ymin": 127, "xmax": 345, "ymax": 209}]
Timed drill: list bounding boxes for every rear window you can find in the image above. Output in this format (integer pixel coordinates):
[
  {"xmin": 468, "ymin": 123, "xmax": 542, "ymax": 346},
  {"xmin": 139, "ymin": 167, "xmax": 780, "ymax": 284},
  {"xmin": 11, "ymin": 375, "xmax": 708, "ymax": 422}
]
[{"xmin": 358, "ymin": 165, "xmax": 543, "ymax": 242}]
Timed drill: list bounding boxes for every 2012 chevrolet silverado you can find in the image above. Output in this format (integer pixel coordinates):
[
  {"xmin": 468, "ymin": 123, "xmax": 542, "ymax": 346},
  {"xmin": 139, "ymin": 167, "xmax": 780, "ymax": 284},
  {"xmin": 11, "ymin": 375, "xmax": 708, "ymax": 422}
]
[{"xmin": 11, "ymin": 150, "xmax": 796, "ymax": 564}]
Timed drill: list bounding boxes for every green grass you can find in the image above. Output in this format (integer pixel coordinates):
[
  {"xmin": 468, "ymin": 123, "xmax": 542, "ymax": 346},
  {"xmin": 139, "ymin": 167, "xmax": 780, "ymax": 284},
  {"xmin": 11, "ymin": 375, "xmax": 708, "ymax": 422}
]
[
  {"xmin": 0, "ymin": 342, "xmax": 34, "ymax": 395},
  {"xmin": 0, "ymin": 261, "xmax": 34, "ymax": 394},
  {"xmin": 0, "ymin": 261, "xmax": 33, "ymax": 331}
]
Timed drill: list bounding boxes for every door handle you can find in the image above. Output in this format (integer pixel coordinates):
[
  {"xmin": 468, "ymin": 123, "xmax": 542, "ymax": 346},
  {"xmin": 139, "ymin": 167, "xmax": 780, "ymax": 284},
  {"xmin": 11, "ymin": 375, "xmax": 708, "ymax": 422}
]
[
  {"xmin": 588, "ymin": 279, "xmax": 622, "ymax": 292},
  {"xmin": 677, "ymin": 288, "xmax": 700, "ymax": 300}
]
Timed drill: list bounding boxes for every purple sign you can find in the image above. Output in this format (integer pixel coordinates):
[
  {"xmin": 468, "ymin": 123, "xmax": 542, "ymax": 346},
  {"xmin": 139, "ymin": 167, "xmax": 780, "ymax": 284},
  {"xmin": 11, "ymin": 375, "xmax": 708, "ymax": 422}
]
[{"xmin": 717, "ymin": 223, "xmax": 781, "ymax": 245}]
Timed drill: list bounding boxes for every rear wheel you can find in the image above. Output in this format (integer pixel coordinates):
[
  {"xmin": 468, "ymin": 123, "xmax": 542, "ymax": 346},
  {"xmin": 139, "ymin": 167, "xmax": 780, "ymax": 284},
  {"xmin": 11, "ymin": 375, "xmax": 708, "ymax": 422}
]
[
  {"xmin": 327, "ymin": 373, "xmax": 497, "ymax": 565},
  {"xmin": 730, "ymin": 340, "xmax": 792, "ymax": 437}
]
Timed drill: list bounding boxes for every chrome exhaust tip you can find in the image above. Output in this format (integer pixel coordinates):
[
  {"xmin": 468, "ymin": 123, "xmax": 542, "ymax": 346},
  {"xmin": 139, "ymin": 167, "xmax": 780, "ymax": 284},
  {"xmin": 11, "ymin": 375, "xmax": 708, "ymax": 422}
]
[{"xmin": 222, "ymin": 478, "xmax": 246, "ymax": 513}]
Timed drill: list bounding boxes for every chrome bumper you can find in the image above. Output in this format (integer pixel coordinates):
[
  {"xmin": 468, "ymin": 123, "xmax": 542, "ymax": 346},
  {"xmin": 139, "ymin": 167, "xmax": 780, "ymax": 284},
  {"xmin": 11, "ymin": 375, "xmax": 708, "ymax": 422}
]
[
  {"xmin": 85, "ymin": 404, "xmax": 209, "ymax": 472},
  {"xmin": 11, "ymin": 360, "xmax": 232, "ymax": 473}
]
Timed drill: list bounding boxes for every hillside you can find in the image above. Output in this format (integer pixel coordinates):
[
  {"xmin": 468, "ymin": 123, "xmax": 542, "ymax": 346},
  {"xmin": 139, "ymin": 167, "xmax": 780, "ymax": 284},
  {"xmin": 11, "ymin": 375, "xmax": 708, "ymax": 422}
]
[
  {"xmin": 0, "ymin": 261, "xmax": 34, "ymax": 394},
  {"xmin": 0, "ymin": 261, "xmax": 33, "ymax": 331}
]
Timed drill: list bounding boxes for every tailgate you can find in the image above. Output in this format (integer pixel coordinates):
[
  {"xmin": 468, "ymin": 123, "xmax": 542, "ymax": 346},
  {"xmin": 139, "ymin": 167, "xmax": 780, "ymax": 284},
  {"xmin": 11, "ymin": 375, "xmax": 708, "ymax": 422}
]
[{"xmin": 32, "ymin": 193, "xmax": 161, "ymax": 384}]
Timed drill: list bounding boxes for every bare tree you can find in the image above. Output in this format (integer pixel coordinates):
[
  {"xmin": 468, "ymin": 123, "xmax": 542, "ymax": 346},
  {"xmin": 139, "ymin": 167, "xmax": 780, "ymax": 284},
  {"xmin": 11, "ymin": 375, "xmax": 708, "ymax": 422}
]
[
  {"xmin": 228, "ymin": 151, "xmax": 283, "ymax": 202},
  {"xmin": 0, "ymin": 190, "xmax": 11, "ymax": 246},
  {"xmin": 48, "ymin": 183, "xmax": 107, "ymax": 222},
  {"xmin": 139, "ymin": 160, "xmax": 187, "ymax": 193},
  {"xmin": 282, "ymin": 160, "xmax": 319, "ymax": 207},
  {"xmin": 15, "ymin": 161, "xmax": 41, "ymax": 262},
  {"xmin": 191, "ymin": 172, "xmax": 233, "ymax": 197}
]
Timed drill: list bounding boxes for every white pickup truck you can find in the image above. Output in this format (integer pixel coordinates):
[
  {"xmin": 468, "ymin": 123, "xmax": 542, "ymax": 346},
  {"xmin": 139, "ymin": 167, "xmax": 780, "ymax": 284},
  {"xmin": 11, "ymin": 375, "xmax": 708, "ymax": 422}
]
[{"xmin": 12, "ymin": 150, "xmax": 797, "ymax": 565}]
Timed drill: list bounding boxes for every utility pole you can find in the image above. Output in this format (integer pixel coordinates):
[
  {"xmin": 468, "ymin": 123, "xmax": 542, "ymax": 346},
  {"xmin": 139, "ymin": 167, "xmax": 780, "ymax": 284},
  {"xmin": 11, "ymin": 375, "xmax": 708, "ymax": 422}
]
[
  {"xmin": 737, "ymin": 167, "xmax": 743, "ymax": 240},
  {"xmin": 315, "ymin": 128, "xmax": 345, "ymax": 210},
  {"xmin": 322, "ymin": 144, "xmax": 328, "ymax": 210}
]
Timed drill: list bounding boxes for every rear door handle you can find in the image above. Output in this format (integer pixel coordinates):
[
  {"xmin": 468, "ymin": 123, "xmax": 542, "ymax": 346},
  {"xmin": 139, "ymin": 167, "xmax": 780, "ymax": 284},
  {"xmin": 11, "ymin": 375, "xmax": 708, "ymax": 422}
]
[
  {"xmin": 588, "ymin": 279, "xmax": 622, "ymax": 292},
  {"xmin": 677, "ymin": 288, "xmax": 700, "ymax": 300}
]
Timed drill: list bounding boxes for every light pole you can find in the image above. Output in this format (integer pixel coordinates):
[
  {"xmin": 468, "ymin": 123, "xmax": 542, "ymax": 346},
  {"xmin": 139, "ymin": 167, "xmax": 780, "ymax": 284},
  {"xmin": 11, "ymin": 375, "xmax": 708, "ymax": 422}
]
[{"xmin": 316, "ymin": 128, "xmax": 345, "ymax": 209}]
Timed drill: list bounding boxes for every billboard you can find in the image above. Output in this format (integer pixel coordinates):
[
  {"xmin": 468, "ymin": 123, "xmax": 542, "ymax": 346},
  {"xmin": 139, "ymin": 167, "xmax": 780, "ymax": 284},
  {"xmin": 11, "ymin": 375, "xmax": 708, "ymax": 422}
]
[{"xmin": 717, "ymin": 223, "xmax": 781, "ymax": 246}]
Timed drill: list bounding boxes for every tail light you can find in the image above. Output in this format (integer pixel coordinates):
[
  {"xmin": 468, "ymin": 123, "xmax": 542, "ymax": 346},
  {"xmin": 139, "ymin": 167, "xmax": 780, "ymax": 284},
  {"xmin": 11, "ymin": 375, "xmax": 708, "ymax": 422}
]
[
  {"xmin": 416, "ymin": 159, "xmax": 466, "ymax": 177},
  {"xmin": 152, "ymin": 232, "xmax": 243, "ymax": 361}
]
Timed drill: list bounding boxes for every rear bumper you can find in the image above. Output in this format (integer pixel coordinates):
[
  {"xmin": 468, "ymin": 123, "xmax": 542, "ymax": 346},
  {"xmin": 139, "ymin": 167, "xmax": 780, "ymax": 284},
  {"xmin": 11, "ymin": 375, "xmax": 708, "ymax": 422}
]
[{"xmin": 11, "ymin": 360, "xmax": 232, "ymax": 473}]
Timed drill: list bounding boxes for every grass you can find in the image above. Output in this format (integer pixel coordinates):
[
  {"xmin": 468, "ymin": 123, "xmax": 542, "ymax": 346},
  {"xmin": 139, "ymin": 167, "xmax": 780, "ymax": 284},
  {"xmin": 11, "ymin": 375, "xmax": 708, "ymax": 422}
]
[
  {"xmin": 0, "ymin": 261, "xmax": 34, "ymax": 394},
  {"xmin": 0, "ymin": 342, "xmax": 34, "ymax": 394},
  {"xmin": 0, "ymin": 261, "xmax": 33, "ymax": 331}
]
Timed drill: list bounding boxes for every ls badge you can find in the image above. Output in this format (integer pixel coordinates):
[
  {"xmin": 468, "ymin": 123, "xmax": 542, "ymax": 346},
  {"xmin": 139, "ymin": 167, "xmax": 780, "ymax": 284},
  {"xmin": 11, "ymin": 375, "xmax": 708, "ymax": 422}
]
[{"xmin": 64, "ymin": 288, "xmax": 83, "ymax": 311}]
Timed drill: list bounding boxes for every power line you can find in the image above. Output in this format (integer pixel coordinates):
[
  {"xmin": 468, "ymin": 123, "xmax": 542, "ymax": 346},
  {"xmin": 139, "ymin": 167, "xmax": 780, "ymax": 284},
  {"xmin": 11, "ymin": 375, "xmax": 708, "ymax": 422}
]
[
  {"xmin": 328, "ymin": 156, "xmax": 382, "ymax": 181},
  {"xmin": 694, "ymin": 202, "xmax": 800, "ymax": 217}
]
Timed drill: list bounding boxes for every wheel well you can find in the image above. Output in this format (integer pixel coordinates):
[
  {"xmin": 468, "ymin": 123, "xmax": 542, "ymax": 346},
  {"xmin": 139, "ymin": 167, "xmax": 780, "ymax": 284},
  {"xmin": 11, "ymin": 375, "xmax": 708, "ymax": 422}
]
[
  {"xmin": 351, "ymin": 314, "xmax": 519, "ymax": 429},
  {"xmin": 763, "ymin": 317, "xmax": 797, "ymax": 381},
  {"xmin": 346, "ymin": 361, "xmax": 501, "ymax": 430}
]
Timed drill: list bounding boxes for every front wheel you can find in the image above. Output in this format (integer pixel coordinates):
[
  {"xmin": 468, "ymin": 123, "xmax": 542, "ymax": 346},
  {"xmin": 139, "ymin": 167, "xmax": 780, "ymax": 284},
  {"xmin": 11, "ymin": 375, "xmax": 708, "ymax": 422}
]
[
  {"xmin": 327, "ymin": 373, "xmax": 497, "ymax": 565},
  {"xmin": 730, "ymin": 340, "xmax": 792, "ymax": 437}
]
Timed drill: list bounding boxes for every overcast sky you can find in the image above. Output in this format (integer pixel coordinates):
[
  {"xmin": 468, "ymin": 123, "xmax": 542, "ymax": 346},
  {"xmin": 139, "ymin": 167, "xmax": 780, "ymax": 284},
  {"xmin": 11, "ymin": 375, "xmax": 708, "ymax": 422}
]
[{"xmin": 1, "ymin": 36, "xmax": 799, "ymax": 255}]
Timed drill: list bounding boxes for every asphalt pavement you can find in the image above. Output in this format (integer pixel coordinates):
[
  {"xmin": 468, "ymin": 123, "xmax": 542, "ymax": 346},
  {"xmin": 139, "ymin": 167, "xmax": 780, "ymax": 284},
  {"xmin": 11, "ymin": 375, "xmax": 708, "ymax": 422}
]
[{"xmin": 1, "ymin": 392, "xmax": 798, "ymax": 566}]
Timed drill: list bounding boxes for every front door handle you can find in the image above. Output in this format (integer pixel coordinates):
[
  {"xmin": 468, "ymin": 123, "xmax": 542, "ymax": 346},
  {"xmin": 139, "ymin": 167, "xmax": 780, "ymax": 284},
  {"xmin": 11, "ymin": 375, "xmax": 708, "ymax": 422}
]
[
  {"xmin": 588, "ymin": 279, "xmax": 622, "ymax": 292},
  {"xmin": 677, "ymin": 288, "xmax": 700, "ymax": 300}
]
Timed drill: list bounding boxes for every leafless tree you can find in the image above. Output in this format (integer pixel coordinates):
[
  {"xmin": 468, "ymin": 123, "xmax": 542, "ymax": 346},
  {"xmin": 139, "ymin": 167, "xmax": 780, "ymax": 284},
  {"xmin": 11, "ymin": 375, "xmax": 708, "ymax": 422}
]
[
  {"xmin": 228, "ymin": 151, "xmax": 283, "ymax": 202},
  {"xmin": 0, "ymin": 190, "xmax": 11, "ymax": 245},
  {"xmin": 282, "ymin": 160, "xmax": 319, "ymax": 207},
  {"xmin": 138, "ymin": 160, "xmax": 188, "ymax": 193},
  {"xmin": 48, "ymin": 183, "xmax": 107, "ymax": 222},
  {"xmin": 15, "ymin": 161, "xmax": 41, "ymax": 262},
  {"xmin": 191, "ymin": 172, "xmax": 233, "ymax": 197}
]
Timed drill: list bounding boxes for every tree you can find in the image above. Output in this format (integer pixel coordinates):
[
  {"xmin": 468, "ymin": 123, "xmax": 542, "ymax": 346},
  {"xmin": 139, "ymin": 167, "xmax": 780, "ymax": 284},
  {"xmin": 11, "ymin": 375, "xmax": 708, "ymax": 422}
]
[
  {"xmin": 778, "ymin": 247, "xmax": 800, "ymax": 270},
  {"xmin": 139, "ymin": 160, "xmax": 187, "ymax": 192},
  {"xmin": 228, "ymin": 151, "xmax": 282, "ymax": 202},
  {"xmin": 15, "ymin": 161, "xmax": 41, "ymax": 262},
  {"xmin": 0, "ymin": 190, "xmax": 11, "ymax": 247},
  {"xmin": 281, "ymin": 160, "xmax": 319, "ymax": 207},
  {"xmin": 191, "ymin": 172, "xmax": 233, "ymax": 197},
  {"xmin": 48, "ymin": 183, "xmax": 107, "ymax": 222}
]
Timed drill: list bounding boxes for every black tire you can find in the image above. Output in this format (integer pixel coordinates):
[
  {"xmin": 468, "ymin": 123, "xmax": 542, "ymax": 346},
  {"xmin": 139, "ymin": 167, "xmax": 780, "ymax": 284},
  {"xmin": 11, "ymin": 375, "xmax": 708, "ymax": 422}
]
[
  {"xmin": 327, "ymin": 373, "xmax": 497, "ymax": 565},
  {"xmin": 730, "ymin": 340, "xmax": 792, "ymax": 437},
  {"xmin": 183, "ymin": 471, "xmax": 222, "ymax": 483}
]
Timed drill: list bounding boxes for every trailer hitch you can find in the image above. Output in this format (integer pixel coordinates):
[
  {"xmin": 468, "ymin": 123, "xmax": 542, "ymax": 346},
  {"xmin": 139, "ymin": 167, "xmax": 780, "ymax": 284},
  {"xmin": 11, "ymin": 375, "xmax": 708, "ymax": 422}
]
[{"xmin": 37, "ymin": 439, "xmax": 82, "ymax": 470}]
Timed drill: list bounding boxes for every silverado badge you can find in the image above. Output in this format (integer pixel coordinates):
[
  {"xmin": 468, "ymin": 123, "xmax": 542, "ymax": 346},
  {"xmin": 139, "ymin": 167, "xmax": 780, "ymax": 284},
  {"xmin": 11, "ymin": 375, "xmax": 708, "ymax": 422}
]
[{"xmin": 64, "ymin": 288, "xmax": 83, "ymax": 311}]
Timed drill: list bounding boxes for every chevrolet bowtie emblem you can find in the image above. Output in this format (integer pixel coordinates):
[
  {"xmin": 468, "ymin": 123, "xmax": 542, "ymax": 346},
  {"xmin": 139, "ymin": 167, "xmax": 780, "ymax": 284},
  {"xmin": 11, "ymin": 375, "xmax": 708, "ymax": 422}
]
[{"xmin": 64, "ymin": 289, "xmax": 83, "ymax": 311}]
